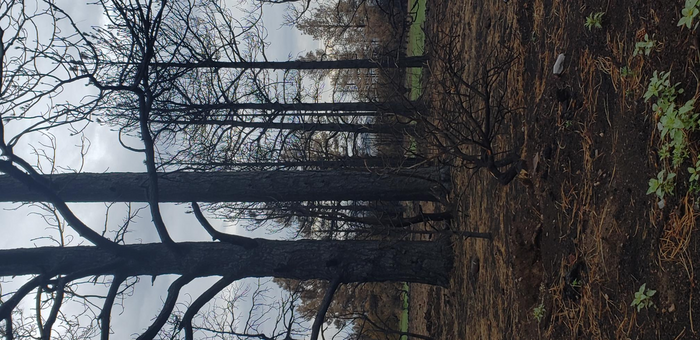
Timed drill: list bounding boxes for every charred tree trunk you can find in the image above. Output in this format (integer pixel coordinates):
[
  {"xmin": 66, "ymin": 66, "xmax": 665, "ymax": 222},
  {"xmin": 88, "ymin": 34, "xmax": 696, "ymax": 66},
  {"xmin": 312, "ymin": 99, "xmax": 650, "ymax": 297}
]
[
  {"xmin": 177, "ymin": 157, "xmax": 426, "ymax": 170},
  {"xmin": 155, "ymin": 102, "xmax": 411, "ymax": 114},
  {"xmin": 0, "ymin": 168, "xmax": 447, "ymax": 203},
  {"xmin": 0, "ymin": 239, "xmax": 453, "ymax": 286},
  {"xmin": 149, "ymin": 120, "xmax": 413, "ymax": 134},
  {"xmin": 148, "ymin": 56, "xmax": 427, "ymax": 70}
]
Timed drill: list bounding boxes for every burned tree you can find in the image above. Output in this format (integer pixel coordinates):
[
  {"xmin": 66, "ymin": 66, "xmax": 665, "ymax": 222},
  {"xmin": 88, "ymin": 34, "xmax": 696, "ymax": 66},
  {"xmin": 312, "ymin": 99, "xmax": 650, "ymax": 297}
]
[
  {"xmin": 0, "ymin": 1, "xmax": 461, "ymax": 339},
  {"xmin": 416, "ymin": 32, "xmax": 525, "ymax": 185}
]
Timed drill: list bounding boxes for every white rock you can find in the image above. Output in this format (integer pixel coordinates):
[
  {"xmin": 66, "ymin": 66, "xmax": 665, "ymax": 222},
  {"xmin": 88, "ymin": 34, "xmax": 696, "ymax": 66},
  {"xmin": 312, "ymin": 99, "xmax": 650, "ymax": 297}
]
[{"xmin": 553, "ymin": 53, "xmax": 566, "ymax": 75}]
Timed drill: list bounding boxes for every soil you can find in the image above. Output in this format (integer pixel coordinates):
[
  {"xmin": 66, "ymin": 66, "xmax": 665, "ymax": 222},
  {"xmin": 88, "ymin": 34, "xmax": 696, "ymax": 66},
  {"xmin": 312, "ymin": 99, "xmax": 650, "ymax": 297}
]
[{"xmin": 410, "ymin": 0, "xmax": 700, "ymax": 339}]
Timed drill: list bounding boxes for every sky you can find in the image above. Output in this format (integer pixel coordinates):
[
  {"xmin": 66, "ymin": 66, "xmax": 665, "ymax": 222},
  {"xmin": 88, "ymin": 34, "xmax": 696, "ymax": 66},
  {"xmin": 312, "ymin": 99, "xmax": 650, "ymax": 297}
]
[{"xmin": 0, "ymin": 0, "xmax": 337, "ymax": 338}]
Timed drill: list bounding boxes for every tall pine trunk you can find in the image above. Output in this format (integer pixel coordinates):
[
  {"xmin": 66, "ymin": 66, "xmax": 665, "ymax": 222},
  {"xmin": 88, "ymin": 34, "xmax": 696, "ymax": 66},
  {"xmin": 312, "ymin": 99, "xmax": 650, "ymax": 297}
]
[
  {"xmin": 0, "ymin": 168, "xmax": 448, "ymax": 202},
  {"xmin": 149, "ymin": 120, "xmax": 412, "ymax": 134},
  {"xmin": 0, "ymin": 239, "xmax": 453, "ymax": 286},
  {"xmin": 156, "ymin": 102, "xmax": 408, "ymax": 114},
  {"xmin": 150, "ymin": 56, "xmax": 427, "ymax": 70}
]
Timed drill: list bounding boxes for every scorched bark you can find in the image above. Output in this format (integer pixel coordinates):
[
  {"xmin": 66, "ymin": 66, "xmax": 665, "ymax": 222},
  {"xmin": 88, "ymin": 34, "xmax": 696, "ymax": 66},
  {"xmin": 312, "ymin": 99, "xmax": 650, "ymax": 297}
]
[
  {"xmin": 0, "ymin": 240, "xmax": 453, "ymax": 286},
  {"xmin": 0, "ymin": 169, "xmax": 446, "ymax": 202}
]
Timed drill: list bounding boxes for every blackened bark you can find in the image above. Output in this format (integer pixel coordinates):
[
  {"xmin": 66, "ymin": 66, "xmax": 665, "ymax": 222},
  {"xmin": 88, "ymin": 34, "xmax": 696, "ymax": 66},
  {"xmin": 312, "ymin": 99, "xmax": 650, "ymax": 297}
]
[
  {"xmin": 176, "ymin": 157, "xmax": 426, "ymax": 170},
  {"xmin": 150, "ymin": 56, "xmax": 427, "ymax": 70},
  {"xmin": 0, "ymin": 240, "xmax": 453, "ymax": 286},
  {"xmin": 149, "ymin": 120, "xmax": 412, "ymax": 134},
  {"xmin": 156, "ymin": 102, "xmax": 402, "ymax": 114},
  {"xmin": 0, "ymin": 169, "xmax": 446, "ymax": 203}
]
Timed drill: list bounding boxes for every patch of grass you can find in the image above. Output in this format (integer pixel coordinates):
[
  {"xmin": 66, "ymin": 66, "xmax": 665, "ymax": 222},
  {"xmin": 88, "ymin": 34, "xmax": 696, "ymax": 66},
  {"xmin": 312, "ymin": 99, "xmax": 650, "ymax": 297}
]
[
  {"xmin": 406, "ymin": 0, "xmax": 426, "ymax": 100},
  {"xmin": 399, "ymin": 1, "xmax": 425, "ymax": 336}
]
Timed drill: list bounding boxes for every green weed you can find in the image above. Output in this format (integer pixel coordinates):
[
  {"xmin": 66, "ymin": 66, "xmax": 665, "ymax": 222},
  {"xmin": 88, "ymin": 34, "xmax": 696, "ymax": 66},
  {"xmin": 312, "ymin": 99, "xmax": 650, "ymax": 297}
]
[
  {"xmin": 585, "ymin": 12, "xmax": 605, "ymax": 30},
  {"xmin": 679, "ymin": 0, "xmax": 700, "ymax": 29},
  {"xmin": 533, "ymin": 303, "xmax": 545, "ymax": 323},
  {"xmin": 688, "ymin": 159, "xmax": 700, "ymax": 192},
  {"xmin": 631, "ymin": 283, "xmax": 656, "ymax": 312},
  {"xmin": 647, "ymin": 170, "xmax": 676, "ymax": 200},
  {"xmin": 634, "ymin": 34, "xmax": 656, "ymax": 57}
]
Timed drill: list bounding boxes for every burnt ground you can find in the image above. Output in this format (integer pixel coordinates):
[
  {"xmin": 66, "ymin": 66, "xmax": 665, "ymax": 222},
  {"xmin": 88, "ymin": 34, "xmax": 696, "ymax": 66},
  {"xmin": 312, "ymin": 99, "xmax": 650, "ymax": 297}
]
[{"xmin": 409, "ymin": 0, "xmax": 700, "ymax": 339}]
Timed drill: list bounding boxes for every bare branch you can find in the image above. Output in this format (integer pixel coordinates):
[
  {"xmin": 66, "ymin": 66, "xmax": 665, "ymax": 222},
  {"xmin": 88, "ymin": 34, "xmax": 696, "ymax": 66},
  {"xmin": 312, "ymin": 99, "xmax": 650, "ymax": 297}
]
[
  {"xmin": 40, "ymin": 280, "xmax": 65, "ymax": 340},
  {"xmin": 99, "ymin": 275, "xmax": 126, "ymax": 340},
  {"xmin": 136, "ymin": 275, "xmax": 194, "ymax": 340},
  {"xmin": 0, "ymin": 160, "xmax": 122, "ymax": 253},
  {"xmin": 178, "ymin": 275, "xmax": 240, "ymax": 340},
  {"xmin": 0, "ymin": 276, "xmax": 45, "ymax": 321},
  {"xmin": 3, "ymin": 314, "xmax": 11, "ymax": 340},
  {"xmin": 191, "ymin": 202, "xmax": 258, "ymax": 248},
  {"xmin": 309, "ymin": 277, "xmax": 341, "ymax": 340}
]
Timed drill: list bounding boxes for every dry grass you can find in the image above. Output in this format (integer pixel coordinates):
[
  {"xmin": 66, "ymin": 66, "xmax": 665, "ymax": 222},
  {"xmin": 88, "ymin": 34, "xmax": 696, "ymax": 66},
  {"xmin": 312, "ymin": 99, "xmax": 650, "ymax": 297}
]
[{"xmin": 659, "ymin": 194, "xmax": 698, "ymax": 333}]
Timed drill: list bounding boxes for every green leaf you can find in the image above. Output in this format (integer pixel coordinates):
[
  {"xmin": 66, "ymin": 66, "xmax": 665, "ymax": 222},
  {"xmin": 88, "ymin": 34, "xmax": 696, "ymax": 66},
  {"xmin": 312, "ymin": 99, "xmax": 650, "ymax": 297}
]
[{"xmin": 647, "ymin": 179, "xmax": 659, "ymax": 195}]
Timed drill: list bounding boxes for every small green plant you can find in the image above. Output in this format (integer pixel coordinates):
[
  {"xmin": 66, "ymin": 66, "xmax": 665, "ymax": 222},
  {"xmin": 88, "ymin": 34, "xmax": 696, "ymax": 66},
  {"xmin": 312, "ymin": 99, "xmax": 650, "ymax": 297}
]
[
  {"xmin": 678, "ymin": 0, "xmax": 700, "ymax": 29},
  {"xmin": 406, "ymin": 137, "xmax": 418, "ymax": 157},
  {"xmin": 570, "ymin": 278, "xmax": 582, "ymax": 288},
  {"xmin": 634, "ymin": 34, "xmax": 656, "ymax": 57},
  {"xmin": 631, "ymin": 283, "xmax": 656, "ymax": 312},
  {"xmin": 688, "ymin": 159, "xmax": 700, "ymax": 192},
  {"xmin": 585, "ymin": 12, "xmax": 605, "ymax": 30},
  {"xmin": 620, "ymin": 66, "xmax": 634, "ymax": 78},
  {"xmin": 533, "ymin": 303, "xmax": 545, "ymax": 323},
  {"xmin": 644, "ymin": 71, "xmax": 672, "ymax": 102},
  {"xmin": 647, "ymin": 170, "xmax": 676, "ymax": 199}
]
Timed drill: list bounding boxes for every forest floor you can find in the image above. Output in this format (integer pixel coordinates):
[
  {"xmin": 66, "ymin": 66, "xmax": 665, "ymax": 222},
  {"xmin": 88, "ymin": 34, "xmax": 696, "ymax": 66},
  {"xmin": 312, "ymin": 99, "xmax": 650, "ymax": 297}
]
[{"xmin": 408, "ymin": 0, "xmax": 700, "ymax": 339}]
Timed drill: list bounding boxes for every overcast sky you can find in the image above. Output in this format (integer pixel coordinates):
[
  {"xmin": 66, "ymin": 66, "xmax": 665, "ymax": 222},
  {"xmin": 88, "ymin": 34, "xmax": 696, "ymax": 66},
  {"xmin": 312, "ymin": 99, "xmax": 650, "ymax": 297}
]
[{"xmin": 0, "ymin": 0, "xmax": 331, "ymax": 338}]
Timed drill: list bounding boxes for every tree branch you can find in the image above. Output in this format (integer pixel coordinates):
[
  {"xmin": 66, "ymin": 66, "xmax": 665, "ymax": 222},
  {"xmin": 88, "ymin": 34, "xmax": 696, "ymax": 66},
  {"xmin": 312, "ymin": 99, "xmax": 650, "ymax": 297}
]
[
  {"xmin": 41, "ymin": 280, "xmax": 65, "ymax": 340},
  {"xmin": 136, "ymin": 275, "xmax": 194, "ymax": 340},
  {"xmin": 0, "ymin": 161, "xmax": 122, "ymax": 253},
  {"xmin": 309, "ymin": 277, "xmax": 342, "ymax": 340},
  {"xmin": 179, "ymin": 274, "xmax": 240, "ymax": 340},
  {"xmin": 0, "ymin": 276, "xmax": 44, "ymax": 321},
  {"xmin": 4, "ymin": 314, "xmax": 11, "ymax": 340},
  {"xmin": 137, "ymin": 93, "xmax": 177, "ymax": 251},
  {"xmin": 191, "ymin": 202, "xmax": 258, "ymax": 249},
  {"xmin": 99, "ymin": 274, "xmax": 126, "ymax": 340}
]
